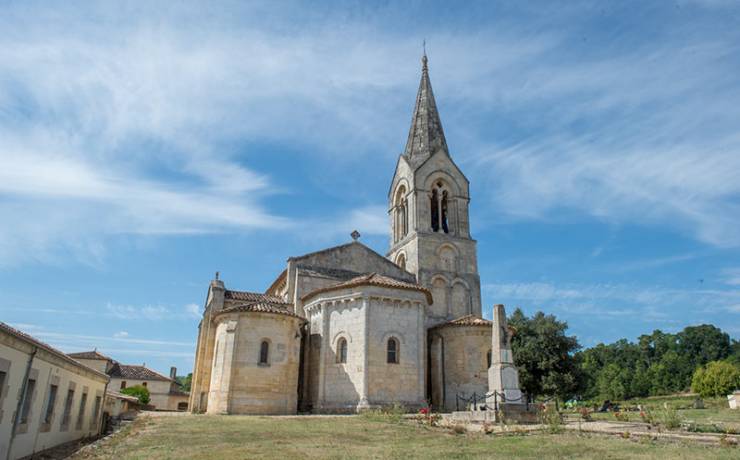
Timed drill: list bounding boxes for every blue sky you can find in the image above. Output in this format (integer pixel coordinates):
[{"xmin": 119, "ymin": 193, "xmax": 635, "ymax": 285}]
[{"xmin": 1, "ymin": 1, "xmax": 739, "ymax": 375}]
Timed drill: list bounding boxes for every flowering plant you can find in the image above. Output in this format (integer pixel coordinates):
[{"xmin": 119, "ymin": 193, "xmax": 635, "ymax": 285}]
[{"xmin": 416, "ymin": 407, "xmax": 440, "ymax": 426}]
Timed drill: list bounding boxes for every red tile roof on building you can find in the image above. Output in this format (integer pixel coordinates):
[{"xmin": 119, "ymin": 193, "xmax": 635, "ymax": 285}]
[
  {"xmin": 218, "ymin": 301, "xmax": 304, "ymax": 320},
  {"xmin": 301, "ymin": 272, "xmax": 433, "ymax": 304},
  {"xmin": 224, "ymin": 290, "xmax": 285, "ymax": 304},
  {"xmin": 68, "ymin": 350, "xmax": 112, "ymax": 361},
  {"xmin": 107, "ymin": 363, "xmax": 173, "ymax": 382},
  {"xmin": 430, "ymin": 315, "xmax": 492, "ymax": 329}
]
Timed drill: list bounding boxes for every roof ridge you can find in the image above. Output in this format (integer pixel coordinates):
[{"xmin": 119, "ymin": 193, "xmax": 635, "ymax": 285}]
[
  {"xmin": 301, "ymin": 273, "xmax": 433, "ymax": 304},
  {"xmin": 0, "ymin": 322, "xmax": 109, "ymax": 380}
]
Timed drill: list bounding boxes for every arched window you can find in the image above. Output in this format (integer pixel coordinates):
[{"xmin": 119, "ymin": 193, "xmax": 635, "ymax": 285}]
[
  {"xmin": 441, "ymin": 190, "xmax": 449, "ymax": 233},
  {"xmin": 394, "ymin": 185, "xmax": 408, "ymax": 243},
  {"xmin": 430, "ymin": 182, "xmax": 451, "ymax": 234},
  {"xmin": 387, "ymin": 338, "xmax": 399, "ymax": 364},
  {"xmin": 396, "ymin": 253, "xmax": 406, "ymax": 270},
  {"xmin": 120, "ymin": 381, "xmax": 127, "ymax": 390},
  {"xmin": 430, "ymin": 188, "xmax": 439, "ymax": 232},
  {"xmin": 142, "ymin": 382, "xmax": 147, "ymax": 388},
  {"xmin": 487, "ymin": 349, "xmax": 492, "ymax": 368},
  {"xmin": 259, "ymin": 340, "xmax": 270, "ymax": 365},
  {"xmin": 337, "ymin": 338, "xmax": 347, "ymax": 363}
]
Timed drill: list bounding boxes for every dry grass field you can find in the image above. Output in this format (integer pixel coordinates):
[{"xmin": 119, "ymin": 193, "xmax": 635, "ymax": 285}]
[{"xmin": 70, "ymin": 413, "xmax": 738, "ymax": 460}]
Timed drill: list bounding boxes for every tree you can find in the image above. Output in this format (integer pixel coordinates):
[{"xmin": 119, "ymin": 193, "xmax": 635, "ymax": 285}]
[
  {"xmin": 176, "ymin": 373, "xmax": 192, "ymax": 392},
  {"xmin": 691, "ymin": 361, "xmax": 740, "ymax": 397},
  {"xmin": 121, "ymin": 385, "xmax": 151, "ymax": 405},
  {"xmin": 677, "ymin": 325, "xmax": 731, "ymax": 369},
  {"xmin": 508, "ymin": 308, "xmax": 582, "ymax": 401}
]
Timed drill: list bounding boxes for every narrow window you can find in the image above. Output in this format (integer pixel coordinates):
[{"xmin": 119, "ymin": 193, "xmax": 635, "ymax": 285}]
[
  {"xmin": 76, "ymin": 393, "xmax": 88, "ymax": 429},
  {"xmin": 487, "ymin": 350, "xmax": 492, "ymax": 368},
  {"xmin": 120, "ymin": 381, "xmax": 127, "ymax": 390},
  {"xmin": 62, "ymin": 388, "xmax": 74, "ymax": 427},
  {"xmin": 430, "ymin": 189, "xmax": 439, "ymax": 231},
  {"xmin": 441, "ymin": 190, "xmax": 449, "ymax": 233},
  {"xmin": 0, "ymin": 371, "xmax": 6, "ymax": 398},
  {"xmin": 44, "ymin": 384, "xmax": 58, "ymax": 424},
  {"xmin": 20, "ymin": 378, "xmax": 36, "ymax": 424},
  {"xmin": 337, "ymin": 338, "xmax": 347, "ymax": 363},
  {"xmin": 91, "ymin": 396, "xmax": 101, "ymax": 427},
  {"xmin": 259, "ymin": 341, "xmax": 270, "ymax": 365},
  {"xmin": 142, "ymin": 382, "xmax": 147, "ymax": 388},
  {"xmin": 387, "ymin": 338, "xmax": 399, "ymax": 364},
  {"xmin": 401, "ymin": 198, "xmax": 408, "ymax": 237}
]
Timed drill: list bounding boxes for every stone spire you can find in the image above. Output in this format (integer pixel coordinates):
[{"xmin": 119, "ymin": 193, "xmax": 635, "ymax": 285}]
[{"xmin": 403, "ymin": 53, "xmax": 449, "ymax": 165}]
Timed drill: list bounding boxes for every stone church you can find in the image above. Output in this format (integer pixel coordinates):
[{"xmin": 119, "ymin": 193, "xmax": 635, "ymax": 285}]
[{"xmin": 189, "ymin": 54, "xmax": 495, "ymax": 415}]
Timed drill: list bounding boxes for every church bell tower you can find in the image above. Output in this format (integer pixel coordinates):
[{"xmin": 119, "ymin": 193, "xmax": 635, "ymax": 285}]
[{"xmin": 387, "ymin": 54, "xmax": 482, "ymax": 327}]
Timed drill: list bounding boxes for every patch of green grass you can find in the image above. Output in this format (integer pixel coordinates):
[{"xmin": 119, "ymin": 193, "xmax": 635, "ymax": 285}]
[
  {"xmin": 581, "ymin": 395, "xmax": 738, "ymax": 432},
  {"xmin": 70, "ymin": 414, "xmax": 738, "ymax": 460}
]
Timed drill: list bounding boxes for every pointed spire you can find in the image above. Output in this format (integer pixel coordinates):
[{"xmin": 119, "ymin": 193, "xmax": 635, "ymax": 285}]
[{"xmin": 404, "ymin": 52, "xmax": 448, "ymax": 165}]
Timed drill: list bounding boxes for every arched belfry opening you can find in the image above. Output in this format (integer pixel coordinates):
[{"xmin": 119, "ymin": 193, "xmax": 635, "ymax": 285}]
[
  {"xmin": 394, "ymin": 185, "xmax": 409, "ymax": 243},
  {"xmin": 430, "ymin": 181, "xmax": 450, "ymax": 234}
]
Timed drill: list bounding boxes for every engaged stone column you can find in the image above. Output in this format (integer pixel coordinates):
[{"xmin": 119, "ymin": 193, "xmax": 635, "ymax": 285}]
[{"xmin": 488, "ymin": 304, "xmax": 523, "ymax": 404}]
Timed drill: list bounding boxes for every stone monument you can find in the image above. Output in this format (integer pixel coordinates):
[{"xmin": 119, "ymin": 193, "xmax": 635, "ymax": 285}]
[{"xmin": 488, "ymin": 304, "xmax": 523, "ymax": 404}]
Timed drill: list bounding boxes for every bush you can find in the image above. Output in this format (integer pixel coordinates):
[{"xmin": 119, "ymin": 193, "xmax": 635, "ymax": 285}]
[
  {"xmin": 657, "ymin": 406, "xmax": 682, "ymax": 430},
  {"xmin": 121, "ymin": 385, "xmax": 151, "ymax": 405},
  {"xmin": 691, "ymin": 361, "xmax": 740, "ymax": 397},
  {"xmin": 360, "ymin": 403, "xmax": 406, "ymax": 424}
]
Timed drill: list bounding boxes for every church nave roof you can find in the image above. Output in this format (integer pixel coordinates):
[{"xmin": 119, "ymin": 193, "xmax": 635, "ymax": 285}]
[{"xmin": 301, "ymin": 272, "xmax": 433, "ymax": 304}]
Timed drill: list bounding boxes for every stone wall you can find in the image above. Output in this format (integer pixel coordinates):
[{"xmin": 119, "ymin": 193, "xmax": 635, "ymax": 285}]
[
  {"xmin": 429, "ymin": 325, "xmax": 491, "ymax": 412},
  {"xmin": 366, "ymin": 298, "xmax": 425, "ymax": 407},
  {"xmin": 206, "ymin": 312, "xmax": 303, "ymax": 415},
  {"xmin": 109, "ymin": 378, "xmax": 173, "ymax": 410},
  {"xmin": 303, "ymin": 285, "xmax": 426, "ymax": 412}
]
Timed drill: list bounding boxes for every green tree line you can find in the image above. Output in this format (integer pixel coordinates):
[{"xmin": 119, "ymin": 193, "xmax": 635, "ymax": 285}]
[{"xmin": 508, "ymin": 308, "xmax": 740, "ymax": 401}]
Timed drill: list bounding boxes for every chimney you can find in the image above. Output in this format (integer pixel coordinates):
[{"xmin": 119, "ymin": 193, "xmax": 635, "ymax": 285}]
[{"xmin": 170, "ymin": 366, "xmax": 177, "ymax": 380}]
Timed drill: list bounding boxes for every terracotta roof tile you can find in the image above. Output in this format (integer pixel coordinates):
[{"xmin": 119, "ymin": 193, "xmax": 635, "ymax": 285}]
[
  {"xmin": 301, "ymin": 273, "xmax": 433, "ymax": 304},
  {"xmin": 430, "ymin": 315, "xmax": 492, "ymax": 329},
  {"xmin": 68, "ymin": 350, "xmax": 112, "ymax": 361},
  {"xmin": 219, "ymin": 302, "xmax": 304, "ymax": 320},
  {"xmin": 108, "ymin": 363, "xmax": 172, "ymax": 381},
  {"xmin": 224, "ymin": 290, "xmax": 285, "ymax": 304}
]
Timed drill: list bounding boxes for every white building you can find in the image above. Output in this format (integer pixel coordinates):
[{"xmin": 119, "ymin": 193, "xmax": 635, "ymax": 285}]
[{"xmin": 0, "ymin": 322, "xmax": 109, "ymax": 460}]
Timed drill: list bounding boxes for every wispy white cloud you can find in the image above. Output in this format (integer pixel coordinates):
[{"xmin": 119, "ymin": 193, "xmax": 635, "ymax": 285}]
[
  {"xmin": 1, "ymin": 1, "xmax": 739, "ymax": 270},
  {"xmin": 35, "ymin": 331, "xmax": 194, "ymax": 347},
  {"xmin": 722, "ymin": 268, "xmax": 740, "ymax": 286},
  {"xmin": 484, "ymin": 281, "xmax": 740, "ymax": 320},
  {"xmin": 184, "ymin": 303, "xmax": 201, "ymax": 319},
  {"xmin": 106, "ymin": 303, "xmax": 171, "ymax": 321},
  {"xmin": 466, "ymin": 33, "xmax": 740, "ymax": 247}
]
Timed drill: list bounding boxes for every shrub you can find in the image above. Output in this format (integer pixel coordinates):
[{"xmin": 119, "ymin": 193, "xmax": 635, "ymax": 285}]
[
  {"xmin": 414, "ymin": 408, "xmax": 442, "ymax": 427},
  {"xmin": 578, "ymin": 407, "xmax": 592, "ymax": 421},
  {"xmin": 540, "ymin": 404, "xmax": 562, "ymax": 433},
  {"xmin": 657, "ymin": 406, "xmax": 682, "ymax": 430},
  {"xmin": 121, "ymin": 385, "xmax": 150, "ymax": 405},
  {"xmin": 613, "ymin": 411, "xmax": 629, "ymax": 422},
  {"xmin": 691, "ymin": 361, "xmax": 740, "ymax": 397},
  {"xmin": 638, "ymin": 408, "xmax": 653, "ymax": 425}
]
